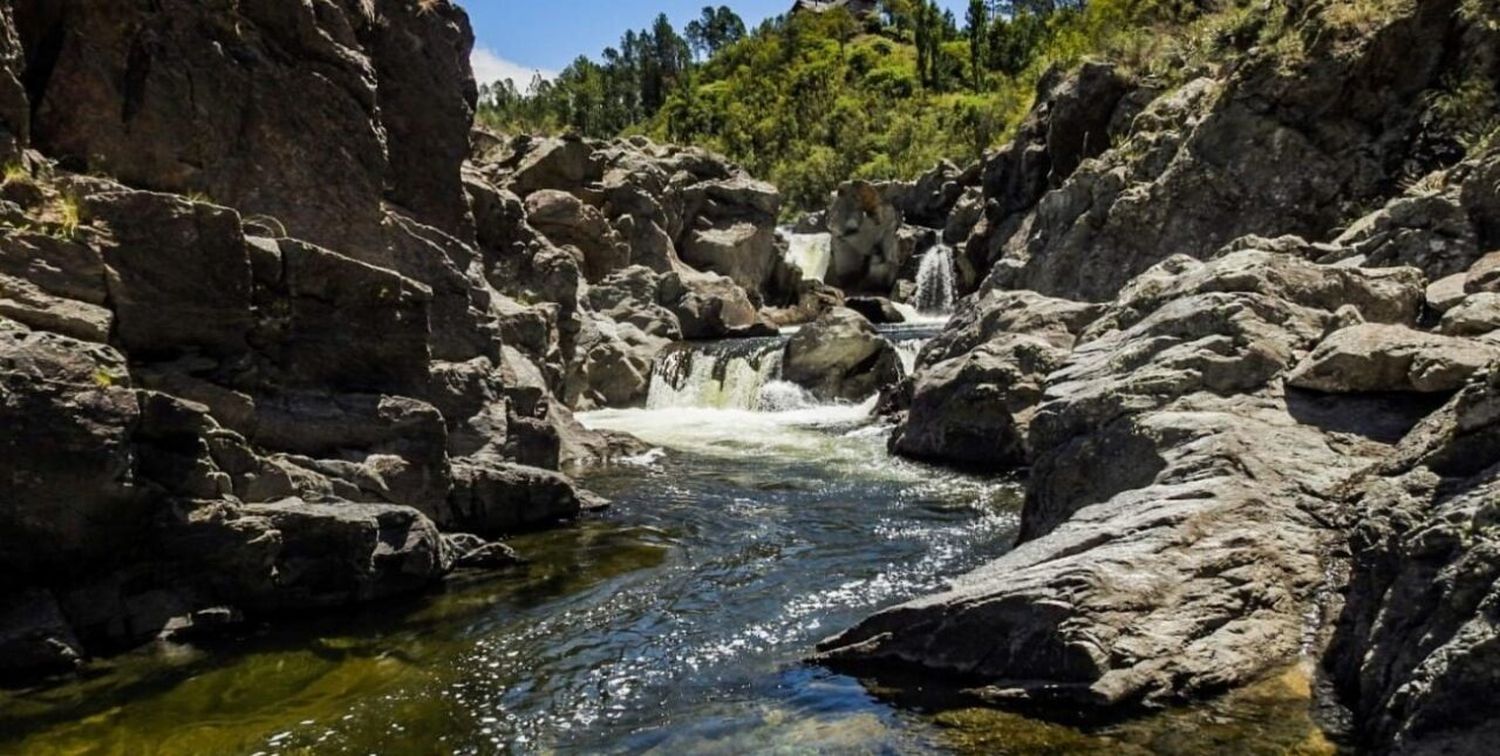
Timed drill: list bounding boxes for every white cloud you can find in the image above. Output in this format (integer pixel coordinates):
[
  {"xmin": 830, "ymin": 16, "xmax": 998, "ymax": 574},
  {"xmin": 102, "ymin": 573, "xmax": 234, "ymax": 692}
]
[{"xmin": 471, "ymin": 46, "xmax": 556, "ymax": 89}]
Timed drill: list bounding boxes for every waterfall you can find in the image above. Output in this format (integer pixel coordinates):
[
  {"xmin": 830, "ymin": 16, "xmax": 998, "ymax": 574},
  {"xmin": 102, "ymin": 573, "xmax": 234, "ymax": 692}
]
[
  {"xmin": 914, "ymin": 245, "xmax": 956, "ymax": 315},
  {"xmin": 646, "ymin": 337, "xmax": 793, "ymax": 410},
  {"xmin": 779, "ymin": 229, "xmax": 832, "ymax": 282},
  {"xmin": 646, "ymin": 323, "xmax": 949, "ymax": 410}
]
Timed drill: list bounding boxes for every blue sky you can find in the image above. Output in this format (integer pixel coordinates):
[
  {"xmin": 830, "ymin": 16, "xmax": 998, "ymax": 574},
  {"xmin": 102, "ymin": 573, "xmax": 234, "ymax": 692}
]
[{"xmin": 462, "ymin": 1, "xmax": 967, "ymax": 87}]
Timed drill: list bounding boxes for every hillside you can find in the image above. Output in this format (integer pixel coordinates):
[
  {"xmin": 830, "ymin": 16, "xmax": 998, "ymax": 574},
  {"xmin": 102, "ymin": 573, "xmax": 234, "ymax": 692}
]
[{"xmin": 479, "ymin": 0, "xmax": 1499, "ymax": 213}]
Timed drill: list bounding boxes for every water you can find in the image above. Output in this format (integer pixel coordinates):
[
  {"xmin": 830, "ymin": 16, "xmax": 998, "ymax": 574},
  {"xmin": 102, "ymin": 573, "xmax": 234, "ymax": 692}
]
[
  {"xmin": 0, "ymin": 337, "xmax": 1335, "ymax": 754},
  {"xmin": 914, "ymin": 245, "xmax": 956, "ymax": 315},
  {"xmin": 779, "ymin": 229, "xmax": 832, "ymax": 283},
  {"xmin": 647, "ymin": 324, "xmax": 946, "ymax": 410}
]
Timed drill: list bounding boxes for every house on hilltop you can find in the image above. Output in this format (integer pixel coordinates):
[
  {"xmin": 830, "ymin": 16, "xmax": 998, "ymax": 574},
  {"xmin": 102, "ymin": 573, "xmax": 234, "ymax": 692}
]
[{"xmin": 792, "ymin": 0, "xmax": 880, "ymax": 17}]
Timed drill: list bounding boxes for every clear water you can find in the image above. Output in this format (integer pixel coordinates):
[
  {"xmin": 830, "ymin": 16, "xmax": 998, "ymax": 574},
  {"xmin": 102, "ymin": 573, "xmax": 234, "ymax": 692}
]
[{"xmin": 0, "ymin": 354, "xmax": 1336, "ymax": 754}]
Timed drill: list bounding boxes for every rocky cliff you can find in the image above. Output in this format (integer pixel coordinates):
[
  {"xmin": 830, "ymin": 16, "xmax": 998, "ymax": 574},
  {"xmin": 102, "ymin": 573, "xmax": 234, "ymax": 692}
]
[
  {"xmin": 0, "ymin": 0, "xmax": 813, "ymax": 682},
  {"xmin": 818, "ymin": 1, "xmax": 1500, "ymax": 752}
]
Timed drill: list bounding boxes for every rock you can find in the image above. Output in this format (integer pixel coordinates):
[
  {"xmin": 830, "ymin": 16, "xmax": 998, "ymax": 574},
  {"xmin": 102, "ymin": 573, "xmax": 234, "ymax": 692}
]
[
  {"xmin": 826, "ymin": 181, "xmax": 904, "ymax": 294},
  {"xmin": 586, "ymin": 266, "xmax": 683, "ymax": 340},
  {"xmin": 1328, "ymin": 370, "xmax": 1500, "ymax": 753},
  {"xmin": 843, "ymin": 296, "xmax": 906, "ymax": 325},
  {"xmin": 823, "ymin": 251, "xmax": 1406, "ymax": 713},
  {"xmin": 1081, "ymin": 248, "xmax": 1425, "ymax": 340},
  {"xmin": 1464, "ymin": 250, "xmax": 1500, "ymax": 294},
  {"xmin": 507, "ymin": 136, "xmax": 601, "ymax": 197},
  {"xmin": 234, "ymin": 499, "xmax": 450, "ymax": 609},
  {"xmin": 267, "ymin": 238, "xmax": 434, "ymax": 395},
  {"xmin": 1287, "ymin": 324, "xmax": 1500, "ymax": 393},
  {"xmin": 454, "ymin": 542, "xmax": 526, "ymax": 570},
  {"xmin": 982, "ymin": 0, "xmax": 1471, "ymax": 303},
  {"xmin": 0, "ymin": 319, "xmax": 142, "ymax": 578},
  {"xmin": 251, "ymin": 393, "xmax": 453, "ymax": 522},
  {"xmin": 782, "ymin": 308, "xmax": 903, "ymax": 402},
  {"xmin": 0, "ymin": 3, "xmax": 26, "ymax": 162},
  {"xmin": 19, "ymin": 0, "xmax": 476, "ymax": 250},
  {"xmin": 563, "ymin": 315, "xmax": 666, "ymax": 409},
  {"xmin": 943, "ymin": 187, "xmax": 985, "ymax": 246},
  {"xmin": 891, "ymin": 334, "xmax": 1068, "ymax": 469},
  {"xmin": 448, "ymin": 461, "xmax": 582, "ymax": 536},
  {"xmin": 1426, "ymin": 272, "xmax": 1468, "ymax": 313},
  {"xmin": 525, "ymin": 189, "xmax": 630, "ymax": 281},
  {"xmin": 0, "ymin": 272, "xmax": 112, "ymax": 342},
  {"xmin": 1439, "ymin": 293, "xmax": 1500, "ymax": 336},
  {"xmin": 677, "ymin": 176, "xmax": 783, "ymax": 297},
  {"xmin": 919, "ymin": 289, "xmax": 1102, "ymax": 368},
  {"xmin": 660, "ymin": 270, "xmax": 759, "ymax": 339},
  {"xmin": 1326, "ymin": 193, "xmax": 1481, "ymax": 280},
  {"xmin": 87, "ymin": 190, "xmax": 253, "ymax": 358},
  {"xmin": 0, "ymin": 589, "xmax": 82, "ymax": 679}
]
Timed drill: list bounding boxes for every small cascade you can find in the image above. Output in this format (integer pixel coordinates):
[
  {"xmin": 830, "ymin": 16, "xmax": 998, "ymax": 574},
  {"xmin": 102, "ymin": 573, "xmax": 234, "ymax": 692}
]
[
  {"xmin": 779, "ymin": 229, "xmax": 832, "ymax": 282},
  {"xmin": 914, "ymin": 245, "xmax": 956, "ymax": 315},
  {"xmin": 645, "ymin": 321, "xmax": 952, "ymax": 410},
  {"xmin": 646, "ymin": 337, "xmax": 788, "ymax": 410}
]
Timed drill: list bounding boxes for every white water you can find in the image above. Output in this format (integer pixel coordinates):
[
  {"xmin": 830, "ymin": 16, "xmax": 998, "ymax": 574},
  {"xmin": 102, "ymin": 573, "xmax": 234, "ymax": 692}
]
[
  {"xmin": 914, "ymin": 245, "xmax": 956, "ymax": 315},
  {"xmin": 779, "ymin": 229, "xmax": 832, "ymax": 282}
]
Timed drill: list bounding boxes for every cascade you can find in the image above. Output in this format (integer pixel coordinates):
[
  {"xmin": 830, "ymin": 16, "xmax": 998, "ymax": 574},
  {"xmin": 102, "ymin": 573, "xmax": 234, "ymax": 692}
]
[
  {"xmin": 779, "ymin": 229, "xmax": 832, "ymax": 282},
  {"xmin": 914, "ymin": 245, "xmax": 956, "ymax": 315},
  {"xmin": 645, "ymin": 323, "xmax": 947, "ymax": 410}
]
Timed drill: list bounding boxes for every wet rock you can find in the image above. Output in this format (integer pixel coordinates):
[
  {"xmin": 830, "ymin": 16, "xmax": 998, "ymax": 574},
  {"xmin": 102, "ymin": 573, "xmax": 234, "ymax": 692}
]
[
  {"xmin": 448, "ymin": 461, "xmax": 582, "ymax": 536},
  {"xmin": 843, "ymin": 296, "xmax": 906, "ymax": 325},
  {"xmin": 454, "ymin": 542, "xmax": 526, "ymax": 570},
  {"xmin": 1287, "ymin": 323, "xmax": 1500, "ymax": 394},
  {"xmin": 234, "ymin": 499, "xmax": 450, "ymax": 610},
  {"xmin": 782, "ymin": 308, "xmax": 903, "ymax": 402},
  {"xmin": 0, "ymin": 589, "xmax": 82, "ymax": 679}
]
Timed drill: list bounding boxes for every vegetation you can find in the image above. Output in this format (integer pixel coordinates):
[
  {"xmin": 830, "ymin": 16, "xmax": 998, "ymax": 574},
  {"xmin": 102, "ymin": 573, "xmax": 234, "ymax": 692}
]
[{"xmin": 476, "ymin": 0, "xmax": 1499, "ymax": 213}]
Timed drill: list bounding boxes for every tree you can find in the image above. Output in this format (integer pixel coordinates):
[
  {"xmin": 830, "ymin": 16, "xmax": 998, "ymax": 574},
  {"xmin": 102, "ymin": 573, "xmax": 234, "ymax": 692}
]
[
  {"xmin": 687, "ymin": 6, "xmax": 747, "ymax": 60},
  {"xmin": 966, "ymin": 0, "xmax": 987, "ymax": 91}
]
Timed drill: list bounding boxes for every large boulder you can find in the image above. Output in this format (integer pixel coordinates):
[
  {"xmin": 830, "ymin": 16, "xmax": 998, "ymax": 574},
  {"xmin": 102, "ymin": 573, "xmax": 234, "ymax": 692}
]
[
  {"xmin": 448, "ymin": 460, "xmax": 583, "ymax": 536},
  {"xmin": 782, "ymin": 308, "xmax": 903, "ymax": 402},
  {"xmin": 891, "ymin": 334, "xmax": 1068, "ymax": 469},
  {"xmin": 826, "ymin": 181, "xmax": 904, "ymax": 294},
  {"xmin": 229, "ymin": 499, "xmax": 450, "ymax": 610},
  {"xmin": 1287, "ymin": 323, "xmax": 1500, "ymax": 394},
  {"xmin": 525, "ymin": 189, "xmax": 630, "ymax": 282}
]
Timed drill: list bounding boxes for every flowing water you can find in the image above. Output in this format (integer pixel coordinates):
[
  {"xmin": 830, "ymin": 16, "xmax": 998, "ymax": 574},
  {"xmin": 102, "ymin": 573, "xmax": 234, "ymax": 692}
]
[
  {"xmin": 0, "ymin": 329, "xmax": 1335, "ymax": 755},
  {"xmin": 779, "ymin": 230, "xmax": 832, "ymax": 283},
  {"xmin": 914, "ymin": 245, "xmax": 956, "ymax": 316}
]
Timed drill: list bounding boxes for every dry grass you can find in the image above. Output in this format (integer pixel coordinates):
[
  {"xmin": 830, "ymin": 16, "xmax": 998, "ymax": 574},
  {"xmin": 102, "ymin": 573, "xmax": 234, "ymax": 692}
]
[{"xmin": 1320, "ymin": 0, "xmax": 1415, "ymax": 34}]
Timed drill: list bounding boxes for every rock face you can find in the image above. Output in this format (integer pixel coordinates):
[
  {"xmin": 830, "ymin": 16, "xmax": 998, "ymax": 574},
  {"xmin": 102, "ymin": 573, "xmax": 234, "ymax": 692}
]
[
  {"xmin": 1287, "ymin": 323, "xmax": 1500, "ymax": 393},
  {"xmin": 0, "ymin": 1, "xmax": 647, "ymax": 680},
  {"xmin": 1328, "ymin": 370, "xmax": 1500, "ymax": 753},
  {"xmin": 782, "ymin": 308, "xmax": 903, "ymax": 402},
  {"xmin": 822, "ymin": 250, "xmax": 1423, "ymax": 712}
]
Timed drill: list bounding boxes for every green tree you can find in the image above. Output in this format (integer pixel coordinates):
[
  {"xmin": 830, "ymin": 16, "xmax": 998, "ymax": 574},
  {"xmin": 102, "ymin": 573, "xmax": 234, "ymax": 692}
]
[{"xmin": 966, "ymin": 0, "xmax": 988, "ymax": 91}]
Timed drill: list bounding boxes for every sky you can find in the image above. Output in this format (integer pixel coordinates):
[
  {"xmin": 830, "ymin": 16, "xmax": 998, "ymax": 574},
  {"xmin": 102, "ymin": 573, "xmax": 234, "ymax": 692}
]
[{"xmin": 462, "ymin": 1, "xmax": 967, "ymax": 87}]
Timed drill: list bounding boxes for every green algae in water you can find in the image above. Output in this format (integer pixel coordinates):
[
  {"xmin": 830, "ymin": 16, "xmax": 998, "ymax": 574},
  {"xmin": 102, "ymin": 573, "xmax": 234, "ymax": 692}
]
[{"xmin": 933, "ymin": 666, "xmax": 1339, "ymax": 756}]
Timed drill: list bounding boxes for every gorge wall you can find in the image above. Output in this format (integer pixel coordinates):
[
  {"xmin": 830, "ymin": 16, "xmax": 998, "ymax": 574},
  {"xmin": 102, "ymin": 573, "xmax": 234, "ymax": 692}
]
[{"xmin": 0, "ymin": 0, "xmax": 820, "ymax": 682}]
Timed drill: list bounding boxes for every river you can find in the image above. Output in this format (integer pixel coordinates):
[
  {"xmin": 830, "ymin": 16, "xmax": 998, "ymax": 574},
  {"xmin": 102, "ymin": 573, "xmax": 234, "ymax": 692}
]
[{"xmin": 0, "ymin": 326, "xmax": 1333, "ymax": 754}]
